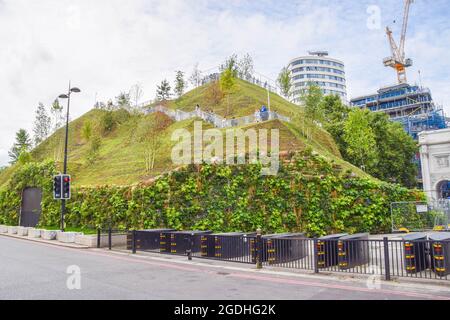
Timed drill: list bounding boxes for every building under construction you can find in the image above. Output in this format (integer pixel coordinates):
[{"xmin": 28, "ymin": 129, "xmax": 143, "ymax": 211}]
[
  {"xmin": 350, "ymin": 83, "xmax": 447, "ymax": 140},
  {"xmin": 350, "ymin": 0, "xmax": 447, "ymax": 140}
]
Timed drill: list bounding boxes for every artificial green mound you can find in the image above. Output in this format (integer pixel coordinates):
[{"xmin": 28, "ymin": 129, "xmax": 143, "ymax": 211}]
[{"xmin": 0, "ymin": 79, "xmax": 368, "ymax": 188}]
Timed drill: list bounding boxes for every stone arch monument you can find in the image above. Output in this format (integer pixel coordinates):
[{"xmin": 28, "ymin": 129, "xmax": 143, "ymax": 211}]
[{"xmin": 419, "ymin": 128, "xmax": 450, "ymax": 201}]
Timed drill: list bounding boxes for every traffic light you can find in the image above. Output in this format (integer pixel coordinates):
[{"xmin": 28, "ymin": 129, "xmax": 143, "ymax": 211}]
[
  {"xmin": 62, "ymin": 174, "xmax": 71, "ymax": 200},
  {"xmin": 53, "ymin": 175, "xmax": 62, "ymax": 200}
]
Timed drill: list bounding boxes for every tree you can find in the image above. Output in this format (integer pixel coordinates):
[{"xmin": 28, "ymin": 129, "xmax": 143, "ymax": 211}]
[
  {"xmin": 174, "ymin": 71, "xmax": 186, "ymax": 98},
  {"xmin": 87, "ymin": 134, "xmax": 102, "ymax": 165},
  {"xmin": 81, "ymin": 121, "xmax": 93, "ymax": 142},
  {"xmin": 220, "ymin": 68, "xmax": 236, "ymax": 117},
  {"xmin": 106, "ymin": 99, "xmax": 115, "ymax": 111},
  {"xmin": 17, "ymin": 151, "xmax": 32, "ymax": 165},
  {"xmin": 129, "ymin": 83, "xmax": 144, "ymax": 109},
  {"xmin": 156, "ymin": 80, "xmax": 171, "ymax": 101},
  {"xmin": 277, "ymin": 67, "xmax": 292, "ymax": 98},
  {"xmin": 32, "ymin": 103, "xmax": 51, "ymax": 146},
  {"xmin": 301, "ymin": 84, "xmax": 324, "ymax": 124},
  {"xmin": 50, "ymin": 99, "xmax": 64, "ymax": 132},
  {"xmin": 94, "ymin": 101, "xmax": 106, "ymax": 109},
  {"xmin": 8, "ymin": 129, "xmax": 32, "ymax": 164},
  {"xmin": 101, "ymin": 111, "xmax": 115, "ymax": 134},
  {"xmin": 343, "ymin": 109, "xmax": 378, "ymax": 170},
  {"xmin": 116, "ymin": 92, "xmax": 131, "ymax": 110},
  {"xmin": 322, "ymin": 94, "xmax": 349, "ymax": 124},
  {"xmin": 322, "ymin": 95, "xmax": 351, "ymax": 159},
  {"xmin": 367, "ymin": 112, "xmax": 418, "ymax": 187},
  {"xmin": 322, "ymin": 98, "xmax": 418, "ymax": 186},
  {"xmin": 189, "ymin": 63, "xmax": 202, "ymax": 88},
  {"xmin": 205, "ymin": 81, "xmax": 224, "ymax": 106},
  {"xmin": 220, "ymin": 54, "xmax": 239, "ymax": 77},
  {"xmin": 138, "ymin": 112, "xmax": 172, "ymax": 172},
  {"xmin": 238, "ymin": 53, "xmax": 254, "ymax": 80}
]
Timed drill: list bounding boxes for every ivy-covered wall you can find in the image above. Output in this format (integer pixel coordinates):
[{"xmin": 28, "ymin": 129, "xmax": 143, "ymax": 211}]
[{"xmin": 0, "ymin": 150, "xmax": 424, "ymax": 236}]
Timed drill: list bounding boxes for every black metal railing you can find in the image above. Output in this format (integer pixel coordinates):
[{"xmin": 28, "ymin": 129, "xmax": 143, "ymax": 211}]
[
  {"xmin": 100, "ymin": 229, "xmax": 450, "ymax": 282},
  {"xmin": 192, "ymin": 234, "xmax": 256, "ymax": 264},
  {"xmin": 96, "ymin": 228, "xmax": 128, "ymax": 250}
]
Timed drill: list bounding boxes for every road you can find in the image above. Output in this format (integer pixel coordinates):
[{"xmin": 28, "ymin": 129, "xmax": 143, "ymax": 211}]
[{"xmin": 1, "ymin": 236, "xmax": 449, "ymax": 300}]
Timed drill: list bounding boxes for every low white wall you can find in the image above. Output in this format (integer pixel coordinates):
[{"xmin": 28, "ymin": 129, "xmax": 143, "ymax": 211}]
[
  {"xmin": 17, "ymin": 227, "xmax": 31, "ymax": 236},
  {"xmin": 75, "ymin": 234, "xmax": 127, "ymax": 248},
  {"xmin": 57, "ymin": 232, "xmax": 83, "ymax": 243},
  {"xmin": 41, "ymin": 230, "xmax": 58, "ymax": 240},
  {"xmin": 0, "ymin": 225, "xmax": 8, "ymax": 233},
  {"xmin": 28, "ymin": 229, "xmax": 43, "ymax": 238},
  {"xmin": 7, "ymin": 226, "xmax": 18, "ymax": 234}
]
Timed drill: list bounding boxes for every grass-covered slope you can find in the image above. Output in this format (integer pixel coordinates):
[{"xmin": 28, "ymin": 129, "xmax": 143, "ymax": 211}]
[{"xmin": 0, "ymin": 79, "xmax": 369, "ymax": 187}]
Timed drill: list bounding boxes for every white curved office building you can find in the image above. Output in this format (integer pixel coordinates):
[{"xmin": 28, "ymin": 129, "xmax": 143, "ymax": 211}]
[{"xmin": 288, "ymin": 51, "xmax": 347, "ymax": 104}]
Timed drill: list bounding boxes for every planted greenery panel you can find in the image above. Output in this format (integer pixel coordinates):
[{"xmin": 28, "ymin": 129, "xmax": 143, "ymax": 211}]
[
  {"xmin": 317, "ymin": 233, "xmax": 348, "ymax": 268},
  {"xmin": 430, "ymin": 233, "xmax": 450, "ymax": 277},
  {"xmin": 337, "ymin": 233, "xmax": 370, "ymax": 270},
  {"xmin": 403, "ymin": 233, "xmax": 430, "ymax": 274},
  {"xmin": 213, "ymin": 233, "xmax": 256, "ymax": 260}
]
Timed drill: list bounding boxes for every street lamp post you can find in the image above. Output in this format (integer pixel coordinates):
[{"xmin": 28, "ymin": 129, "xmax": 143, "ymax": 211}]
[{"xmin": 58, "ymin": 82, "xmax": 81, "ymax": 232}]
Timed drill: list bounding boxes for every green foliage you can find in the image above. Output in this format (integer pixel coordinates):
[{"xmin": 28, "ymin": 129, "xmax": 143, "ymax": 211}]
[
  {"xmin": 0, "ymin": 153, "xmax": 423, "ymax": 236},
  {"xmin": 343, "ymin": 109, "xmax": 378, "ymax": 170},
  {"xmin": 301, "ymin": 84, "xmax": 324, "ymax": 123},
  {"xmin": 277, "ymin": 66, "xmax": 292, "ymax": 98},
  {"xmin": 205, "ymin": 81, "xmax": 224, "ymax": 105},
  {"xmin": 33, "ymin": 102, "xmax": 51, "ymax": 146},
  {"xmin": 17, "ymin": 151, "xmax": 32, "ymax": 165},
  {"xmin": 87, "ymin": 134, "xmax": 102, "ymax": 165},
  {"xmin": 368, "ymin": 113, "xmax": 418, "ymax": 187},
  {"xmin": 174, "ymin": 71, "xmax": 186, "ymax": 98},
  {"xmin": 8, "ymin": 129, "xmax": 32, "ymax": 164},
  {"xmin": 220, "ymin": 54, "xmax": 239, "ymax": 77},
  {"xmin": 81, "ymin": 120, "xmax": 93, "ymax": 142},
  {"xmin": 100, "ymin": 111, "xmax": 115, "ymax": 134},
  {"xmin": 156, "ymin": 80, "xmax": 172, "ymax": 101},
  {"xmin": 220, "ymin": 69, "xmax": 236, "ymax": 94},
  {"xmin": 0, "ymin": 160, "xmax": 57, "ymax": 226},
  {"xmin": 115, "ymin": 92, "xmax": 131, "ymax": 109},
  {"xmin": 323, "ymin": 99, "xmax": 418, "ymax": 187}
]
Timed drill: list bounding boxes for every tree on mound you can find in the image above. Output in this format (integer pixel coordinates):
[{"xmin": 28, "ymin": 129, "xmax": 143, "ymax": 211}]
[{"xmin": 156, "ymin": 80, "xmax": 172, "ymax": 101}]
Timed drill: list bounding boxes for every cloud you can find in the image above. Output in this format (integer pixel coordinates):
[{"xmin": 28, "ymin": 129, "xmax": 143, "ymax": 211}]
[{"xmin": 0, "ymin": 0, "xmax": 449, "ymax": 167}]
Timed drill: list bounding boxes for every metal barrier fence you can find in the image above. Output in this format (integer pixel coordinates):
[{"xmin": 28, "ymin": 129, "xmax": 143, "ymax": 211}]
[
  {"xmin": 391, "ymin": 200, "xmax": 450, "ymax": 232},
  {"xmin": 100, "ymin": 229, "xmax": 450, "ymax": 282},
  {"xmin": 145, "ymin": 105, "xmax": 291, "ymax": 129}
]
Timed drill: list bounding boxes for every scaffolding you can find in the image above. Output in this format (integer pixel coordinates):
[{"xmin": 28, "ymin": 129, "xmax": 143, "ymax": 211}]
[
  {"xmin": 393, "ymin": 108, "xmax": 447, "ymax": 140},
  {"xmin": 351, "ymin": 83, "xmax": 447, "ymax": 140}
]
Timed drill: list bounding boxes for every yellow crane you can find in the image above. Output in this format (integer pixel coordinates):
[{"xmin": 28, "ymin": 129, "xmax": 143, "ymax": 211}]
[{"xmin": 383, "ymin": 0, "xmax": 414, "ymax": 84}]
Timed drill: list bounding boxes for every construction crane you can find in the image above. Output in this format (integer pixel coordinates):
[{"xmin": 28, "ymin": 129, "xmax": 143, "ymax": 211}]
[{"xmin": 383, "ymin": 0, "xmax": 414, "ymax": 84}]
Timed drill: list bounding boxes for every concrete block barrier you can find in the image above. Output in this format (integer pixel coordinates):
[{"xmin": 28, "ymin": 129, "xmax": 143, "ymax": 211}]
[
  {"xmin": 28, "ymin": 229, "xmax": 43, "ymax": 238},
  {"xmin": 0, "ymin": 225, "xmax": 8, "ymax": 233},
  {"xmin": 17, "ymin": 227, "xmax": 31, "ymax": 236},
  {"xmin": 41, "ymin": 230, "xmax": 58, "ymax": 240},
  {"xmin": 57, "ymin": 232, "xmax": 83, "ymax": 243},
  {"xmin": 7, "ymin": 226, "xmax": 18, "ymax": 234},
  {"xmin": 75, "ymin": 234, "xmax": 127, "ymax": 248}
]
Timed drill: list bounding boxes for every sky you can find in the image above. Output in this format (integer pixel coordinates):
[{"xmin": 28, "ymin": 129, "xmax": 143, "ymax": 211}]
[{"xmin": 1, "ymin": 0, "xmax": 449, "ymax": 166}]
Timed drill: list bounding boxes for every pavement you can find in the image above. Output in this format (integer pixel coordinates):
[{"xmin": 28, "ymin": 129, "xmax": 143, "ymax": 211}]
[{"xmin": 1, "ymin": 235, "xmax": 450, "ymax": 300}]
